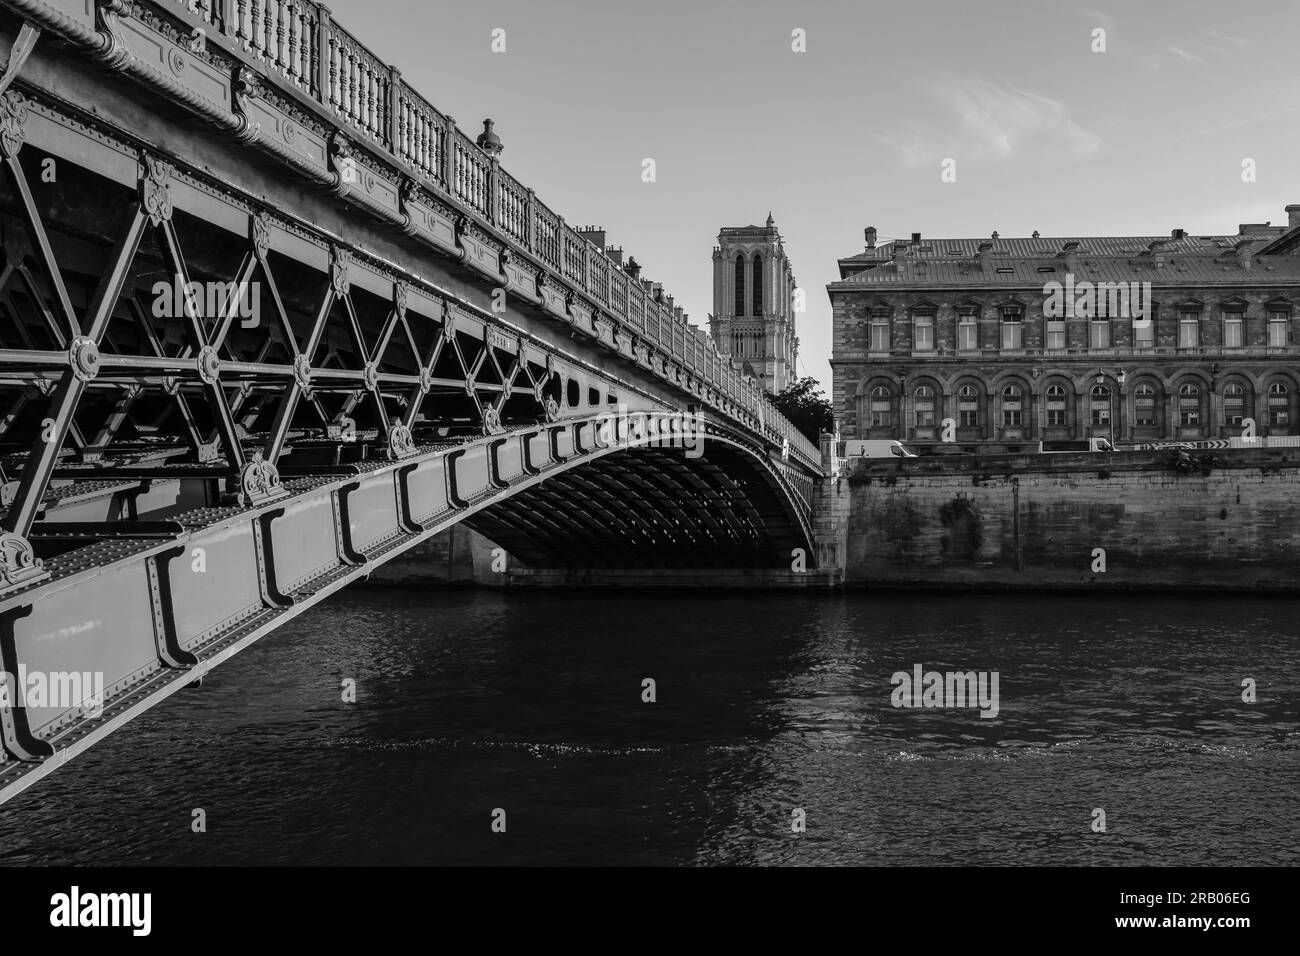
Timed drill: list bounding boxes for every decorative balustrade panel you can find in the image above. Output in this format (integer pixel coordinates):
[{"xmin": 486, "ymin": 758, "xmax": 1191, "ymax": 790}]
[
  {"xmin": 533, "ymin": 201, "xmax": 561, "ymax": 270},
  {"xmin": 396, "ymin": 86, "xmax": 444, "ymax": 185},
  {"xmin": 327, "ymin": 22, "xmax": 391, "ymax": 144},
  {"xmin": 626, "ymin": 285, "xmax": 644, "ymax": 333},
  {"xmin": 609, "ymin": 270, "xmax": 627, "ymax": 324},
  {"xmin": 562, "ymin": 233, "xmax": 585, "ymax": 286},
  {"xmin": 495, "ymin": 169, "xmax": 529, "ymax": 243},
  {"xmin": 231, "ymin": 0, "xmax": 320, "ymax": 93},
  {"xmin": 589, "ymin": 254, "xmax": 608, "ymax": 306},
  {"xmin": 452, "ymin": 131, "xmax": 489, "ymax": 216}
]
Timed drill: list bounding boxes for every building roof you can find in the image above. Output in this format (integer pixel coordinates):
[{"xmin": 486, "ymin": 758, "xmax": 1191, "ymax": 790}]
[{"xmin": 831, "ymin": 231, "xmax": 1300, "ymax": 289}]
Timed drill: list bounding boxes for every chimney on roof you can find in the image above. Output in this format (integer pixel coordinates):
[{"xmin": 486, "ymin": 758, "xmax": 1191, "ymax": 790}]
[
  {"xmin": 674, "ymin": 306, "xmax": 685, "ymax": 323},
  {"xmin": 1144, "ymin": 239, "xmax": 1168, "ymax": 268},
  {"xmin": 665, "ymin": 294, "xmax": 675, "ymax": 310},
  {"xmin": 1235, "ymin": 239, "xmax": 1256, "ymax": 270},
  {"xmin": 1032, "ymin": 230, "xmax": 1040, "ymax": 239},
  {"xmin": 864, "ymin": 226, "xmax": 878, "ymax": 250},
  {"xmin": 892, "ymin": 241, "xmax": 907, "ymax": 271},
  {"xmin": 1059, "ymin": 240, "xmax": 1080, "ymax": 275},
  {"xmin": 606, "ymin": 247, "xmax": 624, "ymax": 266},
  {"xmin": 977, "ymin": 241, "xmax": 994, "ymax": 273},
  {"xmin": 576, "ymin": 225, "xmax": 607, "ymax": 250},
  {"xmin": 911, "ymin": 232, "xmax": 921, "ymax": 244},
  {"xmin": 1288, "ymin": 205, "xmax": 1300, "ymax": 229},
  {"xmin": 1239, "ymin": 222, "xmax": 1273, "ymax": 235},
  {"xmin": 1171, "ymin": 228, "xmax": 1186, "ymax": 240}
]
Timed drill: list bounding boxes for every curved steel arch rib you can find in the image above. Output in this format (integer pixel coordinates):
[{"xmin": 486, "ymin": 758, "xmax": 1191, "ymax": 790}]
[{"xmin": 0, "ymin": 411, "xmax": 813, "ymax": 805}]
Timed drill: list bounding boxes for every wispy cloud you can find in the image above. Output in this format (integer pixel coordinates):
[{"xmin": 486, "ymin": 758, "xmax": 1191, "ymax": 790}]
[
  {"xmin": 1151, "ymin": 26, "xmax": 1249, "ymax": 68},
  {"xmin": 1166, "ymin": 45, "xmax": 1205, "ymax": 63},
  {"xmin": 877, "ymin": 76, "xmax": 1100, "ymax": 168}
]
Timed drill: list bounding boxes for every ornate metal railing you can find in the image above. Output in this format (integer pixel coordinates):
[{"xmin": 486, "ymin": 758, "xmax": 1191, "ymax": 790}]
[{"xmin": 151, "ymin": 0, "xmax": 819, "ymax": 468}]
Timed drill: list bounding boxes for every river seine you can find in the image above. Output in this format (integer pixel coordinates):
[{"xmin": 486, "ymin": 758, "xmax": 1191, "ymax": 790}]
[{"xmin": 3, "ymin": 589, "xmax": 1296, "ymax": 866}]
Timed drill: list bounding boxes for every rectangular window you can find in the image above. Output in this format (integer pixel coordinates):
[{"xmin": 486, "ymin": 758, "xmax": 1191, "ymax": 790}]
[
  {"xmin": 1046, "ymin": 320, "xmax": 1065, "ymax": 349},
  {"xmin": 1089, "ymin": 320, "xmax": 1110, "ymax": 348},
  {"xmin": 1178, "ymin": 313, "xmax": 1199, "ymax": 347},
  {"xmin": 913, "ymin": 315, "xmax": 934, "ymax": 351},
  {"xmin": 1047, "ymin": 406, "xmax": 1066, "ymax": 426},
  {"xmin": 915, "ymin": 401, "xmax": 935, "ymax": 427},
  {"xmin": 1002, "ymin": 315, "xmax": 1023, "ymax": 349},
  {"xmin": 1002, "ymin": 406, "xmax": 1022, "ymax": 427},
  {"xmin": 960, "ymin": 408, "xmax": 978, "ymax": 427},
  {"xmin": 1091, "ymin": 405, "xmax": 1111, "ymax": 426},
  {"xmin": 870, "ymin": 401, "xmax": 892, "ymax": 428},
  {"xmin": 1223, "ymin": 313, "xmax": 1244, "ymax": 348},
  {"xmin": 870, "ymin": 317, "xmax": 890, "ymax": 351},
  {"xmin": 1269, "ymin": 313, "xmax": 1289, "ymax": 347},
  {"xmin": 1133, "ymin": 319, "xmax": 1154, "ymax": 348},
  {"xmin": 1136, "ymin": 398, "xmax": 1156, "ymax": 426},
  {"xmin": 958, "ymin": 314, "xmax": 978, "ymax": 351},
  {"xmin": 1269, "ymin": 394, "xmax": 1289, "ymax": 425}
]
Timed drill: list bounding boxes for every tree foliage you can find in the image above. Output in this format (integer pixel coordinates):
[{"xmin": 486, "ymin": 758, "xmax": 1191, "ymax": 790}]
[{"xmin": 769, "ymin": 377, "xmax": 833, "ymax": 444}]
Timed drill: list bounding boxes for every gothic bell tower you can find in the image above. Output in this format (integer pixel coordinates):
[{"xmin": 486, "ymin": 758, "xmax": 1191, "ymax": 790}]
[{"xmin": 709, "ymin": 213, "xmax": 798, "ymax": 394}]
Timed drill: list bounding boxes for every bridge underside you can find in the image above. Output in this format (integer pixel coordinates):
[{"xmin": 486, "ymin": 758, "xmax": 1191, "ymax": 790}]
[{"xmin": 468, "ymin": 444, "xmax": 808, "ymax": 568}]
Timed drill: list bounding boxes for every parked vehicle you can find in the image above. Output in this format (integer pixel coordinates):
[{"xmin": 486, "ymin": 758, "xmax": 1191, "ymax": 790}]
[{"xmin": 843, "ymin": 439, "xmax": 917, "ymax": 459}]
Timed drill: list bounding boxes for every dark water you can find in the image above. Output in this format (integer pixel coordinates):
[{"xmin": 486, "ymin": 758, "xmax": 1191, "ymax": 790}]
[{"xmin": 2, "ymin": 589, "xmax": 1297, "ymax": 866}]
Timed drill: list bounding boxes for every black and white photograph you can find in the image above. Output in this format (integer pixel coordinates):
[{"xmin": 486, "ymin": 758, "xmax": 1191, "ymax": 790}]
[{"xmin": 0, "ymin": 0, "xmax": 1293, "ymax": 934}]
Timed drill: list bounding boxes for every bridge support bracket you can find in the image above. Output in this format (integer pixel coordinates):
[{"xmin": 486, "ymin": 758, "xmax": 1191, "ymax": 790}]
[{"xmin": 0, "ymin": 532, "xmax": 49, "ymax": 597}]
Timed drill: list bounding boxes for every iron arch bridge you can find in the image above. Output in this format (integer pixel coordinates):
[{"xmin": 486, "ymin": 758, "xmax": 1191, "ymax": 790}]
[{"xmin": 0, "ymin": 0, "xmax": 823, "ymax": 803}]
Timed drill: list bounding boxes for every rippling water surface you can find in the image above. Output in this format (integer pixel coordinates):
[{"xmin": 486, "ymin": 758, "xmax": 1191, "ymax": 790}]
[{"xmin": 3, "ymin": 589, "xmax": 1296, "ymax": 866}]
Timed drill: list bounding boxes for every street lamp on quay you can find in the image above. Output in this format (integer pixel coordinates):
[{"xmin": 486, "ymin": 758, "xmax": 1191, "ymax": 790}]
[{"xmin": 1095, "ymin": 368, "xmax": 1127, "ymax": 446}]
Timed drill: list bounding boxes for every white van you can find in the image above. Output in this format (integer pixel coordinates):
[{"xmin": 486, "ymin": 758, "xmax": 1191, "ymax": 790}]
[{"xmin": 843, "ymin": 439, "xmax": 916, "ymax": 459}]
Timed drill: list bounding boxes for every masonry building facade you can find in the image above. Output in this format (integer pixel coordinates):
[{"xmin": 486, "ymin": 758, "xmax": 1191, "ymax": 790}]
[
  {"xmin": 828, "ymin": 207, "xmax": 1300, "ymax": 445},
  {"xmin": 710, "ymin": 214, "xmax": 798, "ymax": 394}
]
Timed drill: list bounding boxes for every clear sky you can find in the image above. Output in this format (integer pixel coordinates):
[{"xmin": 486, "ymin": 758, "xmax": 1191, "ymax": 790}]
[{"xmin": 326, "ymin": 0, "xmax": 1300, "ymax": 390}]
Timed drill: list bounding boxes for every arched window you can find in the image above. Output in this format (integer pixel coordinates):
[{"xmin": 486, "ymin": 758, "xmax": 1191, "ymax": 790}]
[
  {"xmin": 1223, "ymin": 383, "xmax": 1246, "ymax": 426},
  {"xmin": 1178, "ymin": 383, "xmax": 1201, "ymax": 426},
  {"xmin": 1090, "ymin": 385, "xmax": 1111, "ymax": 426},
  {"xmin": 1001, "ymin": 383, "xmax": 1023, "ymax": 427},
  {"xmin": 914, "ymin": 384, "xmax": 936, "ymax": 426},
  {"xmin": 958, "ymin": 384, "xmax": 980, "ymax": 427},
  {"xmin": 869, "ymin": 385, "xmax": 893, "ymax": 428},
  {"xmin": 1046, "ymin": 384, "xmax": 1067, "ymax": 427},
  {"xmin": 1268, "ymin": 382, "xmax": 1290, "ymax": 426},
  {"xmin": 734, "ymin": 254, "xmax": 746, "ymax": 316},
  {"xmin": 1134, "ymin": 383, "xmax": 1157, "ymax": 426},
  {"xmin": 752, "ymin": 253, "xmax": 763, "ymax": 316}
]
